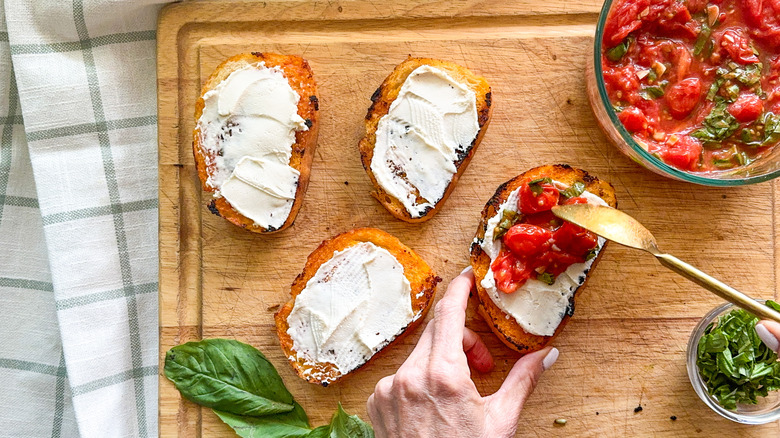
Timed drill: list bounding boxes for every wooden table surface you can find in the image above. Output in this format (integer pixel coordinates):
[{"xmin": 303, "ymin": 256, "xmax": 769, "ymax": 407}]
[{"xmin": 157, "ymin": 1, "xmax": 780, "ymax": 436}]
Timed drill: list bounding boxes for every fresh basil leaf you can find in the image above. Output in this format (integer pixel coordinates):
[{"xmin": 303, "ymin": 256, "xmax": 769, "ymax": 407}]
[
  {"xmin": 214, "ymin": 402, "xmax": 312, "ymax": 438},
  {"xmin": 761, "ymin": 112, "xmax": 780, "ymax": 146},
  {"xmin": 164, "ymin": 339, "xmax": 294, "ymax": 417},
  {"xmin": 713, "ymin": 158, "xmax": 734, "ymax": 169},
  {"xmin": 606, "ymin": 39, "xmax": 630, "ymax": 62},
  {"xmin": 767, "ymin": 300, "xmax": 780, "ymax": 312},
  {"xmin": 725, "ymin": 84, "xmax": 740, "ymax": 101},
  {"xmin": 647, "ymin": 69, "xmax": 658, "ymax": 82},
  {"xmin": 528, "ymin": 177, "xmax": 552, "ymax": 196},
  {"xmin": 537, "ymin": 272, "xmax": 555, "ymax": 285},
  {"xmin": 560, "ymin": 181, "xmax": 585, "ymax": 199},
  {"xmin": 694, "ymin": 22, "xmax": 711, "ymax": 56},
  {"xmin": 706, "ymin": 77, "xmax": 724, "ymax": 101},
  {"xmin": 306, "ymin": 404, "xmax": 374, "ymax": 438},
  {"xmin": 493, "ymin": 210, "xmax": 519, "ymax": 241},
  {"xmin": 691, "ymin": 102, "xmax": 739, "ymax": 145},
  {"xmin": 733, "ymin": 63, "xmax": 762, "ymax": 87},
  {"xmin": 328, "ymin": 403, "xmax": 374, "ymax": 438},
  {"xmin": 585, "ymin": 244, "xmax": 600, "ymax": 261},
  {"xmin": 638, "ymin": 86, "xmax": 663, "ymax": 100}
]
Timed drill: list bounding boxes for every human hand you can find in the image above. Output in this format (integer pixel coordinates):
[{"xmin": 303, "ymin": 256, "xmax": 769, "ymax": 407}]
[
  {"xmin": 756, "ymin": 320, "xmax": 780, "ymax": 353},
  {"xmin": 366, "ymin": 267, "xmax": 559, "ymax": 438}
]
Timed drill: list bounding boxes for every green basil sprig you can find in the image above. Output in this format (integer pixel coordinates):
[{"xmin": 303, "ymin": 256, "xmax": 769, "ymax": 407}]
[{"xmin": 165, "ymin": 339, "xmax": 374, "ymax": 438}]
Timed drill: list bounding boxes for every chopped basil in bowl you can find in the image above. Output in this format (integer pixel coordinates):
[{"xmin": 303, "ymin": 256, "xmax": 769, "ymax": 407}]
[{"xmin": 687, "ymin": 300, "xmax": 780, "ymax": 424}]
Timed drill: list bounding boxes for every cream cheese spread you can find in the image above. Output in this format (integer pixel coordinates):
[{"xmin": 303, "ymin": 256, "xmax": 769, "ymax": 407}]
[
  {"xmin": 478, "ymin": 181, "xmax": 607, "ymax": 337},
  {"xmin": 286, "ymin": 242, "xmax": 416, "ymax": 381},
  {"xmin": 370, "ymin": 65, "xmax": 479, "ymax": 218},
  {"xmin": 197, "ymin": 62, "xmax": 308, "ymax": 230}
]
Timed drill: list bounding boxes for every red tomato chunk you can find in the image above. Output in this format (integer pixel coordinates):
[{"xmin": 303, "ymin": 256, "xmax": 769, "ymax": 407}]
[
  {"xmin": 602, "ymin": 0, "xmax": 780, "ymax": 173},
  {"xmin": 666, "ymin": 77, "xmax": 702, "ymax": 119}
]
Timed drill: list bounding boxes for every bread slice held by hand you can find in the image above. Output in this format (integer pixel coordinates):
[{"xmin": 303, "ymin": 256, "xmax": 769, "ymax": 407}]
[
  {"xmin": 275, "ymin": 228, "xmax": 440, "ymax": 386},
  {"xmin": 470, "ymin": 164, "xmax": 617, "ymax": 354},
  {"xmin": 193, "ymin": 52, "xmax": 319, "ymax": 233},
  {"xmin": 359, "ymin": 57, "xmax": 492, "ymax": 223}
]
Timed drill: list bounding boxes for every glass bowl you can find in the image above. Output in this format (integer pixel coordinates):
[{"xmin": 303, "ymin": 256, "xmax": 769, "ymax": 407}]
[
  {"xmin": 686, "ymin": 301, "xmax": 780, "ymax": 424},
  {"xmin": 586, "ymin": 0, "xmax": 780, "ymax": 186}
]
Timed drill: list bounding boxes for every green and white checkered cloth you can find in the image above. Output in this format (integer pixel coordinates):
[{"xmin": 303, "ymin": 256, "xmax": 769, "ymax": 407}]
[{"xmin": 0, "ymin": 1, "xmax": 169, "ymax": 436}]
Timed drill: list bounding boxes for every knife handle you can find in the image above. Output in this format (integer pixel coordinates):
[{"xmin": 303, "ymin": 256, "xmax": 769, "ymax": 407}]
[{"xmin": 655, "ymin": 253, "xmax": 780, "ymax": 324}]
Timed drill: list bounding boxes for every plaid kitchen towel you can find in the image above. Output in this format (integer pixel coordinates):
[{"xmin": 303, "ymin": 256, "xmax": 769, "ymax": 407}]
[{"xmin": 0, "ymin": 1, "xmax": 169, "ymax": 436}]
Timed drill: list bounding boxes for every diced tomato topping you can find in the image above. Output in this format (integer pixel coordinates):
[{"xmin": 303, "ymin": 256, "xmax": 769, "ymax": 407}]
[
  {"xmin": 603, "ymin": 0, "xmax": 779, "ymax": 173},
  {"xmin": 659, "ymin": 135, "xmax": 702, "ymax": 171},
  {"xmin": 503, "ymin": 224, "xmax": 553, "ymax": 257},
  {"xmin": 728, "ymin": 93, "xmax": 764, "ymax": 122},
  {"xmin": 666, "ymin": 78, "xmax": 703, "ymax": 119},
  {"xmin": 603, "ymin": 0, "xmax": 649, "ymax": 46},
  {"xmin": 715, "ymin": 28, "xmax": 761, "ymax": 64},
  {"xmin": 553, "ymin": 222, "xmax": 599, "ymax": 260},
  {"xmin": 491, "ymin": 179, "xmax": 600, "ymax": 294},
  {"xmin": 518, "ymin": 181, "xmax": 560, "ymax": 215},
  {"xmin": 619, "ymin": 107, "xmax": 650, "ymax": 133}
]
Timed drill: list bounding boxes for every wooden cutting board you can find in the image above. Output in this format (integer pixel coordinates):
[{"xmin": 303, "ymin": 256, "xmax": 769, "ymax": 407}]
[{"xmin": 157, "ymin": 1, "xmax": 780, "ymax": 436}]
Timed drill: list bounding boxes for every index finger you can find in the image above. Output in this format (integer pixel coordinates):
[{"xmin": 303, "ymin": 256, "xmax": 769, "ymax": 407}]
[{"xmin": 430, "ymin": 266, "xmax": 475, "ymax": 359}]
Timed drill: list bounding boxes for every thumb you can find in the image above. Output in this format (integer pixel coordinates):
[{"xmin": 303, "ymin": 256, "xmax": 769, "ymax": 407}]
[
  {"xmin": 756, "ymin": 321, "xmax": 780, "ymax": 353},
  {"xmin": 486, "ymin": 347, "xmax": 558, "ymax": 418}
]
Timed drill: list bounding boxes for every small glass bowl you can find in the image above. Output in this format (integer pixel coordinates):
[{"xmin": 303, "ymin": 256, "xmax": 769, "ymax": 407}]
[
  {"xmin": 586, "ymin": 0, "xmax": 780, "ymax": 186},
  {"xmin": 686, "ymin": 301, "xmax": 780, "ymax": 424}
]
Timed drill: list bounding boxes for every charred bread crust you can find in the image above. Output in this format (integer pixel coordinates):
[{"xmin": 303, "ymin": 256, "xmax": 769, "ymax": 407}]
[
  {"xmin": 469, "ymin": 164, "xmax": 617, "ymax": 354},
  {"xmin": 193, "ymin": 52, "xmax": 319, "ymax": 233},
  {"xmin": 359, "ymin": 57, "xmax": 492, "ymax": 223},
  {"xmin": 274, "ymin": 227, "xmax": 441, "ymax": 386}
]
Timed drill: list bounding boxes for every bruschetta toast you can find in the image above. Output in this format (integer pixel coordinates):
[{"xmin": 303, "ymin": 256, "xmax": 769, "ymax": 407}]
[
  {"xmin": 275, "ymin": 228, "xmax": 440, "ymax": 386},
  {"xmin": 193, "ymin": 52, "xmax": 319, "ymax": 233},
  {"xmin": 470, "ymin": 164, "xmax": 617, "ymax": 354},
  {"xmin": 359, "ymin": 57, "xmax": 492, "ymax": 223}
]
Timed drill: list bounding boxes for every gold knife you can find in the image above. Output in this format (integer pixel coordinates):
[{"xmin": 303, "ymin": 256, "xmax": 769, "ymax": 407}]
[{"xmin": 551, "ymin": 203, "xmax": 780, "ymax": 324}]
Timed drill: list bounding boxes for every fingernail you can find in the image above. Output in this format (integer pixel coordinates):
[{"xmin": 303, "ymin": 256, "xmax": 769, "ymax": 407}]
[
  {"xmin": 542, "ymin": 347, "xmax": 559, "ymax": 371},
  {"xmin": 460, "ymin": 266, "xmax": 473, "ymax": 275},
  {"xmin": 756, "ymin": 323, "xmax": 780, "ymax": 352}
]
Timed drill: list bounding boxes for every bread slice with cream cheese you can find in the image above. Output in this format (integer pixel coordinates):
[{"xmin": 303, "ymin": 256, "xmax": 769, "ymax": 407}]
[
  {"xmin": 275, "ymin": 228, "xmax": 440, "ymax": 386},
  {"xmin": 470, "ymin": 164, "xmax": 617, "ymax": 354},
  {"xmin": 193, "ymin": 52, "xmax": 319, "ymax": 233},
  {"xmin": 359, "ymin": 57, "xmax": 492, "ymax": 223}
]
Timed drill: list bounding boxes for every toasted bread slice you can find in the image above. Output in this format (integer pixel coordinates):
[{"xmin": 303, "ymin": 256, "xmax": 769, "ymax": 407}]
[
  {"xmin": 359, "ymin": 57, "xmax": 492, "ymax": 223},
  {"xmin": 275, "ymin": 228, "xmax": 440, "ymax": 386},
  {"xmin": 469, "ymin": 164, "xmax": 617, "ymax": 354},
  {"xmin": 193, "ymin": 52, "xmax": 319, "ymax": 233}
]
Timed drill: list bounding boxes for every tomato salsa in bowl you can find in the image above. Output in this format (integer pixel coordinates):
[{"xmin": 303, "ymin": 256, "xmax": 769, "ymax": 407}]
[{"xmin": 587, "ymin": 0, "xmax": 780, "ymax": 184}]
